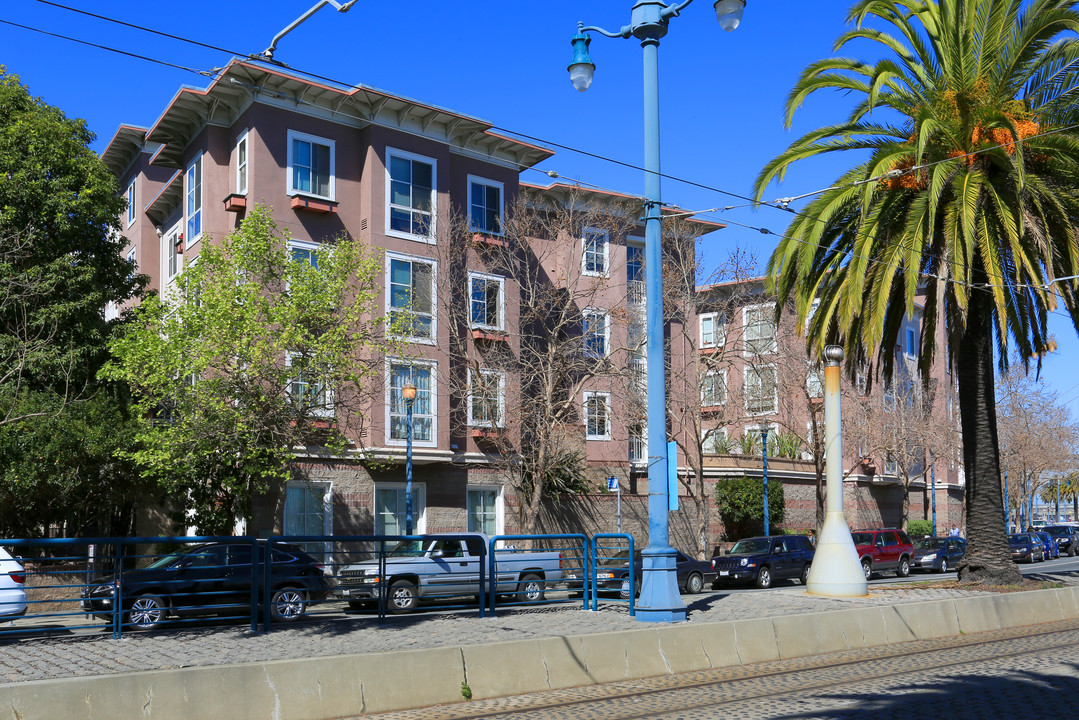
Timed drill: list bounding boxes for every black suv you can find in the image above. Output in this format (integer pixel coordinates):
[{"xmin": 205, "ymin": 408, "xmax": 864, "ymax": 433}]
[
  {"xmin": 81, "ymin": 541, "xmax": 329, "ymax": 629},
  {"xmin": 1043, "ymin": 525, "xmax": 1078, "ymax": 557},
  {"xmin": 711, "ymin": 535, "xmax": 815, "ymax": 589}
]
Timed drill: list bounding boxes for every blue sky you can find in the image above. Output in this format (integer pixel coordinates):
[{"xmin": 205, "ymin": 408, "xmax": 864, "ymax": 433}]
[{"xmin": 4, "ymin": 0, "xmax": 1078, "ymax": 416}]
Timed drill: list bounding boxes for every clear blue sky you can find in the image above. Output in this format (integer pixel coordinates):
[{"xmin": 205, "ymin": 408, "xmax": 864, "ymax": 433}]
[{"xmin": 4, "ymin": 0, "xmax": 1078, "ymax": 416}]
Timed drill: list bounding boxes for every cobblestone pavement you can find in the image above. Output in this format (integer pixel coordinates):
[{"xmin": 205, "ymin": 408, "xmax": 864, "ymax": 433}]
[
  {"xmin": 357, "ymin": 619, "xmax": 1079, "ymax": 720},
  {"xmin": 0, "ymin": 584, "xmax": 1005, "ymax": 684}
]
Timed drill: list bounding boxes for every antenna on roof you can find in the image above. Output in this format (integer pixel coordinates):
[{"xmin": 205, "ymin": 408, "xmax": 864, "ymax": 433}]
[{"xmin": 257, "ymin": 0, "xmax": 359, "ymax": 63}]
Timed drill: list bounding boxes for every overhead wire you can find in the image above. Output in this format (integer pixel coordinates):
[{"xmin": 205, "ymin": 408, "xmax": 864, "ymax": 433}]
[{"xmin": 10, "ymin": 1, "xmax": 1079, "ymax": 317}]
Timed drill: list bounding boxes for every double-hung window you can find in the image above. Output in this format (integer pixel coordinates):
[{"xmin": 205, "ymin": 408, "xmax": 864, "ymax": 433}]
[
  {"xmin": 582, "ymin": 227, "xmax": 609, "ymax": 276},
  {"xmin": 469, "ymin": 272, "xmax": 504, "ymax": 330},
  {"xmin": 387, "ymin": 148, "xmax": 436, "ymax": 241},
  {"xmin": 583, "ymin": 309, "xmax": 609, "ymax": 359},
  {"xmin": 287, "ymin": 352, "xmax": 333, "ymax": 417},
  {"xmin": 166, "ymin": 229, "xmax": 181, "ymax": 281},
  {"xmin": 806, "ymin": 364, "xmax": 824, "ymax": 398},
  {"xmin": 584, "ymin": 392, "xmax": 611, "ymax": 440},
  {"xmin": 126, "ymin": 246, "xmax": 136, "ymax": 281},
  {"xmin": 468, "ymin": 176, "xmax": 503, "ymax": 235},
  {"xmin": 388, "ymin": 360, "xmax": 435, "ymax": 444},
  {"xmin": 387, "ymin": 253, "xmax": 435, "ymax": 341},
  {"xmin": 905, "ymin": 327, "xmax": 918, "ymax": 358},
  {"xmin": 745, "ymin": 364, "xmax": 778, "ymax": 415},
  {"xmin": 288, "ymin": 130, "xmax": 334, "ymax": 200},
  {"xmin": 627, "ymin": 244, "xmax": 644, "ymax": 305},
  {"xmin": 469, "ymin": 369, "xmax": 505, "ymax": 427},
  {"xmin": 375, "ymin": 482, "xmax": 426, "ymax": 535},
  {"xmin": 700, "ymin": 312, "xmax": 725, "ymax": 348},
  {"xmin": 284, "ymin": 481, "xmax": 331, "ymax": 556},
  {"xmin": 702, "ymin": 427, "xmax": 728, "ymax": 454},
  {"xmin": 467, "ymin": 487, "xmax": 503, "ymax": 535},
  {"xmin": 185, "ymin": 154, "xmax": 202, "ymax": 245},
  {"xmin": 701, "ymin": 371, "xmax": 727, "ymax": 407},
  {"xmin": 290, "ymin": 240, "xmax": 320, "ymax": 269},
  {"xmin": 236, "ymin": 131, "xmax": 249, "ymax": 195},
  {"xmin": 743, "ymin": 304, "xmax": 777, "ymax": 355},
  {"xmin": 125, "ymin": 181, "xmax": 136, "ymax": 227}
]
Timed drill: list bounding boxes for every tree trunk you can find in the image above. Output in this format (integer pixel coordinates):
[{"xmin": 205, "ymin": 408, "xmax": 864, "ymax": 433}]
[
  {"xmin": 901, "ymin": 482, "xmax": 910, "ymax": 531},
  {"xmin": 955, "ymin": 283, "xmax": 1022, "ymax": 584}
]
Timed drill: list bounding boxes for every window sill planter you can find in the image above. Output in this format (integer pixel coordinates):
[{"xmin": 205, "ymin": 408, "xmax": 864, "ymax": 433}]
[
  {"xmin": 471, "ymin": 329, "xmax": 508, "ymax": 342},
  {"xmin": 471, "ymin": 427, "xmax": 501, "ymax": 440},
  {"xmin": 223, "ymin": 193, "xmax": 247, "ymax": 212},
  {"xmin": 290, "ymin": 196, "xmax": 338, "ymax": 214},
  {"xmin": 699, "ymin": 346, "xmax": 725, "ymax": 355},
  {"xmin": 700, "ymin": 404, "xmax": 725, "ymax": 415},
  {"xmin": 471, "ymin": 233, "xmax": 508, "ymax": 248}
]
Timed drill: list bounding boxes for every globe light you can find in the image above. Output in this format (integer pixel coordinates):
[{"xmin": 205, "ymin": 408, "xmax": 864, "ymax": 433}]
[{"xmin": 714, "ymin": 0, "xmax": 746, "ymax": 32}]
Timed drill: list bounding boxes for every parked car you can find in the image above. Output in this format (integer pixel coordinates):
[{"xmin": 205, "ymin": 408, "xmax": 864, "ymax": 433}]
[
  {"xmin": 851, "ymin": 529, "xmax": 914, "ymax": 580},
  {"xmin": 1007, "ymin": 533, "xmax": 1045, "ymax": 563},
  {"xmin": 711, "ymin": 535, "xmax": 815, "ymax": 589},
  {"xmin": 0, "ymin": 547, "xmax": 27, "ymax": 618},
  {"xmin": 335, "ymin": 534, "xmax": 564, "ymax": 612},
  {"xmin": 81, "ymin": 541, "xmax": 330, "ymax": 629},
  {"xmin": 1034, "ymin": 531, "xmax": 1059, "ymax": 560},
  {"xmin": 911, "ymin": 537, "xmax": 965, "ymax": 573},
  {"xmin": 563, "ymin": 548, "xmax": 716, "ymax": 598},
  {"xmin": 1043, "ymin": 525, "xmax": 1078, "ymax": 557}
]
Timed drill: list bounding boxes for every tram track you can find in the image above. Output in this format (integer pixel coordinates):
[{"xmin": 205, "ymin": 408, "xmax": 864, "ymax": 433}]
[{"xmin": 360, "ymin": 617, "xmax": 1079, "ymax": 719}]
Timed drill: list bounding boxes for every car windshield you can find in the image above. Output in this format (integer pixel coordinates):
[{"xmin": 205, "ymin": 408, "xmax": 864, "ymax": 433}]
[
  {"xmin": 387, "ymin": 540, "xmax": 425, "ymax": 557},
  {"xmin": 851, "ymin": 532, "xmax": 874, "ymax": 545},
  {"xmin": 1045, "ymin": 527, "xmax": 1070, "ymax": 536},
  {"xmin": 914, "ymin": 538, "xmax": 945, "ymax": 550},
  {"xmin": 1007, "ymin": 534, "xmax": 1027, "ymax": 544},
  {"xmin": 730, "ymin": 539, "xmax": 770, "ymax": 554},
  {"xmin": 145, "ymin": 545, "xmax": 204, "ymax": 570}
]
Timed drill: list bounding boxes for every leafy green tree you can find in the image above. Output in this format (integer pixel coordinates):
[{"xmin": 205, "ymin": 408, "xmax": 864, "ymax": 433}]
[
  {"xmin": 714, "ymin": 475, "xmax": 785, "ymax": 540},
  {"xmin": 755, "ymin": 0, "xmax": 1079, "ymax": 583},
  {"xmin": 0, "ymin": 67, "xmax": 140, "ymax": 422},
  {"xmin": 103, "ymin": 205, "xmax": 393, "ymax": 534}
]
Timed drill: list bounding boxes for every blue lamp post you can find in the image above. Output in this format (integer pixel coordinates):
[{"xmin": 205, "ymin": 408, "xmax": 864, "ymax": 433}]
[
  {"xmin": 403, "ymin": 381, "xmax": 417, "ymax": 535},
  {"xmin": 569, "ymin": 0, "xmax": 746, "ymax": 623},
  {"xmin": 762, "ymin": 429, "xmax": 770, "ymax": 537}
]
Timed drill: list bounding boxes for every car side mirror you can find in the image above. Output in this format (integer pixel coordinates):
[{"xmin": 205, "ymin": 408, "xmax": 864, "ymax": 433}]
[{"xmin": 430, "ymin": 550, "xmax": 444, "ymax": 559}]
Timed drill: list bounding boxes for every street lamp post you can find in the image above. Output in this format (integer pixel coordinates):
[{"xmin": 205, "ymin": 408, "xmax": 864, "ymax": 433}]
[
  {"xmin": 569, "ymin": 0, "xmax": 746, "ymax": 623},
  {"xmin": 403, "ymin": 381, "xmax": 417, "ymax": 535},
  {"xmin": 762, "ymin": 428, "xmax": 770, "ymax": 537}
]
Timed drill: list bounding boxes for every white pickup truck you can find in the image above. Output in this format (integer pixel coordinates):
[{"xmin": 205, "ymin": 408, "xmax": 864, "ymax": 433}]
[{"xmin": 334, "ymin": 533, "xmax": 564, "ymax": 612}]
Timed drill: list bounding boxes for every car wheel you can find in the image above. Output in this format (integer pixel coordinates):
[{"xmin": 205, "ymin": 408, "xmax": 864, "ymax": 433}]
[
  {"xmin": 800, "ymin": 564, "xmax": 811, "ymax": 585},
  {"xmin": 1068, "ymin": 545, "xmax": 1075, "ymax": 558},
  {"xmin": 389, "ymin": 579, "xmax": 418, "ymax": 613},
  {"xmin": 517, "ymin": 573, "xmax": 545, "ymax": 603},
  {"xmin": 619, "ymin": 575, "xmax": 642, "ymax": 600},
  {"xmin": 755, "ymin": 566, "xmax": 773, "ymax": 589},
  {"xmin": 862, "ymin": 560, "xmax": 873, "ymax": 581},
  {"xmin": 686, "ymin": 572, "xmax": 704, "ymax": 594},
  {"xmin": 270, "ymin": 587, "xmax": 307, "ymax": 621},
  {"xmin": 127, "ymin": 595, "xmax": 166, "ymax": 630},
  {"xmin": 897, "ymin": 556, "xmax": 911, "ymax": 578},
  {"xmin": 938, "ymin": 558, "xmax": 948, "ymax": 574}
]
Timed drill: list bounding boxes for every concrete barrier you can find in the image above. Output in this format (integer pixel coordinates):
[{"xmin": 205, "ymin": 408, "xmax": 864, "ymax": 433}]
[{"xmin": 2, "ymin": 587, "xmax": 1077, "ymax": 720}]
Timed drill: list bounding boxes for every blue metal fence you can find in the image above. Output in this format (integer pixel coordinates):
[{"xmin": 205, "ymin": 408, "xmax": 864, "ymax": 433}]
[{"xmin": 591, "ymin": 534, "xmax": 635, "ymax": 616}]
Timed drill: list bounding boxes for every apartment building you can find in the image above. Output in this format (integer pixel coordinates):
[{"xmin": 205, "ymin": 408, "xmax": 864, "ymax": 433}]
[{"xmin": 102, "ymin": 59, "xmax": 722, "ymax": 541}]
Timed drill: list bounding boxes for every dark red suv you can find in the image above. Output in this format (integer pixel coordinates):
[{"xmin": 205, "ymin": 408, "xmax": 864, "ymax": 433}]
[{"xmin": 851, "ymin": 529, "xmax": 914, "ymax": 580}]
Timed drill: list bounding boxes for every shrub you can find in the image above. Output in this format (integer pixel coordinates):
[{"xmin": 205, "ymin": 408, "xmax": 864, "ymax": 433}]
[
  {"xmin": 908, "ymin": 519, "xmax": 934, "ymax": 537},
  {"xmin": 714, "ymin": 475, "xmax": 785, "ymax": 539}
]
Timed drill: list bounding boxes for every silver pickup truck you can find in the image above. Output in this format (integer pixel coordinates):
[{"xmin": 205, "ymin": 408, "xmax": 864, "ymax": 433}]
[{"xmin": 335, "ymin": 533, "xmax": 563, "ymax": 612}]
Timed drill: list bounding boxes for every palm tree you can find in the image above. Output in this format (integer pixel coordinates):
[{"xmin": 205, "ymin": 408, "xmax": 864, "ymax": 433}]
[{"xmin": 755, "ymin": 0, "xmax": 1079, "ymax": 583}]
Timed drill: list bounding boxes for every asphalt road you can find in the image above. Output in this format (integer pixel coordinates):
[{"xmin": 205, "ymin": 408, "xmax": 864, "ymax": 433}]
[{"xmin": 354, "ymin": 618, "xmax": 1079, "ymax": 720}]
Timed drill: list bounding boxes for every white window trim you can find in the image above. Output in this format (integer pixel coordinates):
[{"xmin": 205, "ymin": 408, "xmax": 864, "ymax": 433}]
[
  {"xmin": 286, "ymin": 351, "xmax": 335, "ymax": 418},
  {"xmin": 806, "ymin": 363, "xmax": 824, "ymax": 398},
  {"xmin": 702, "ymin": 427, "xmax": 729, "ymax": 454},
  {"xmin": 125, "ymin": 181, "xmax": 136, "ymax": 228},
  {"xmin": 288, "ymin": 239, "xmax": 322, "ymax": 266},
  {"xmin": 468, "ymin": 368, "xmax": 506, "ymax": 428},
  {"xmin": 699, "ymin": 312, "xmax": 725, "ymax": 349},
  {"xmin": 701, "ymin": 369, "xmax": 727, "ymax": 407},
  {"xmin": 375, "ymin": 481, "xmax": 427, "ymax": 534},
  {"xmin": 583, "ymin": 308, "xmax": 611, "ymax": 359},
  {"xmin": 286, "ymin": 129, "xmax": 336, "ymax": 201},
  {"xmin": 283, "ymin": 480, "xmax": 333, "ymax": 556},
  {"xmin": 467, "ymin": 485, "xmax": 505, "ymax": 536},
  {"xmin": 126, "ymin": 245, "xmax": 136, "ymax": 270},
  {"xmin": 743, "ymin": 422, "xmax": 781, "ymax": 446},
  {"xmin": 386, "ymin": 147, "xmax": 437, "ymax": 244},
  {"xmin": 235, "ymin": 130, "xmax": 250, "ymax": 195},
  {"xmin": 385, "ymin": 358, "xmax": 438, "ymax": 448},
  {"xmin": 385, "ymin": 251, "xmax": 438, "ymax": 345},
  {"xmin": 165, "ymin": 228, "xmax": 182, "ymax": 282},
  {"xmin": 468, "ymin": 271, "xmax": 505, "ymax": 331},
  {"xmin": 742, "ymin": 303, "xmax": 778, "ymax": 356},
  {"xmin": 467, "ymin": 174, "xmax": 504, "ymax": 236},
  {"xmin": 584, "ymin": 391, "xmax": 612, "ymax": 440},
  {"xmin": 744, "ymin": 363, "xmax": 778, "ymax": 416},
  {"xmin": 185, "ymin": 153, "xmax": 203, "ymax": 247},
  {"xmin": 581, "ymin": 226, "xmax": 610, "ymax": 278}
]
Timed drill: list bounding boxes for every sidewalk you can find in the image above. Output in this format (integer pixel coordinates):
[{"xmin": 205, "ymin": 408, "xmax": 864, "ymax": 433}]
[{"xmin": 0, "ymin": 583, "xmax": 1012, "ymax": 684}]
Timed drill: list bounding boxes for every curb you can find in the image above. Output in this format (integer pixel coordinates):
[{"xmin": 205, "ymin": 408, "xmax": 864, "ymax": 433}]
[{"xmin": 2, "ymin": 586, "xmax": 1075, "ymax": 719}]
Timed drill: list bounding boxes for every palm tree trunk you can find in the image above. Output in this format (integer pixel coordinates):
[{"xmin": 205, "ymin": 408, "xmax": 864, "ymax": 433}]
[{"xmin": 955, "ymin": 284, "xmax": 1021, "ymax": 584}]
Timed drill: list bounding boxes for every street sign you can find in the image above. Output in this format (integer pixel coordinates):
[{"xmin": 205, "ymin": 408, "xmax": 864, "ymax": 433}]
[{"xmin": 607, "ymin": 477, "xmax": 619, "ymax": 492}]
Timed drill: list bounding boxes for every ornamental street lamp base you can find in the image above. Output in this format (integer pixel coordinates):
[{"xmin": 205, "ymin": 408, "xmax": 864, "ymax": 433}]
[
  {"xmin": 635, "ymin": 547, "xmax": 687, "ymax": 622},
  {"xmin": 806, "ymin": 510, "xmax": 868, "ymax": 597}
]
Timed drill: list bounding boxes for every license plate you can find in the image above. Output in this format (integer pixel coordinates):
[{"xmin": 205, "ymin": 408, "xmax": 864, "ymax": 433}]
[{"xmin": 719, "ymin": 570, "xmax": 729, "ymax": 576}]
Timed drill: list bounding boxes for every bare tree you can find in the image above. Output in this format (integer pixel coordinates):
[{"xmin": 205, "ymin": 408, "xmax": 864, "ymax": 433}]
[{"xmin": 433, "ymin": 188, "xmax": 643, "ymax": 538}]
